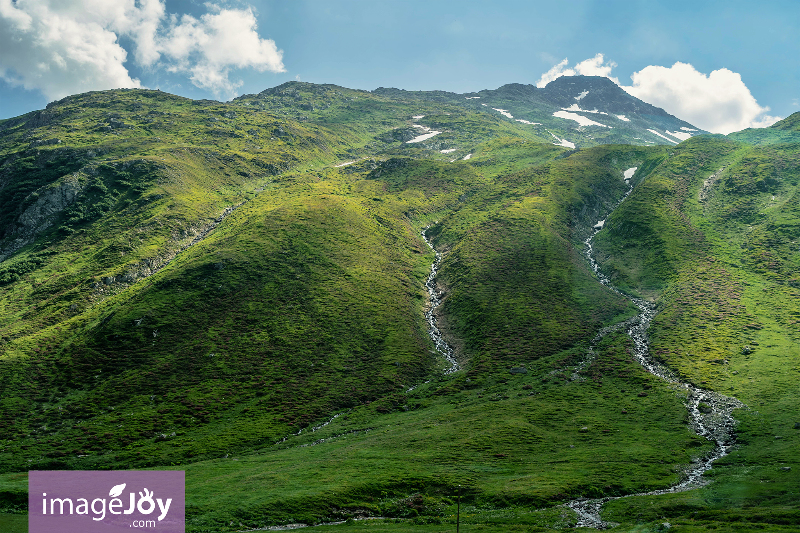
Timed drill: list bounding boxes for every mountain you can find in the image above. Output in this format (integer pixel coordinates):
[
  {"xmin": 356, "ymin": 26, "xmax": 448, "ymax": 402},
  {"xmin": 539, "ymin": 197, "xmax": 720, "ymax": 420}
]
[
  {"xmin": 374, "ymin": 75, "xmax": 707, "ymax": 148},
  {"xmin": 0, "ymin": 80, "xmax": 798, "ymax": 533}
]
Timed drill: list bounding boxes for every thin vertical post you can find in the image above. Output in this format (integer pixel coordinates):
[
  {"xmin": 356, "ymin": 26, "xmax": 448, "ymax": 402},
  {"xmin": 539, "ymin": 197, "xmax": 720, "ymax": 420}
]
[{"xmin": 456, "ymin": 485, "xmax": 460, "ymax": 533}]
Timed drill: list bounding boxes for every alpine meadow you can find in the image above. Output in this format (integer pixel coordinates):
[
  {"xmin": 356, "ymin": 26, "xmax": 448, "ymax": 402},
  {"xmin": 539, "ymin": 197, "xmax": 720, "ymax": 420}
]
[{"xmin": 0, "ymin": 75, "xmax": 799, "ymax": 533}]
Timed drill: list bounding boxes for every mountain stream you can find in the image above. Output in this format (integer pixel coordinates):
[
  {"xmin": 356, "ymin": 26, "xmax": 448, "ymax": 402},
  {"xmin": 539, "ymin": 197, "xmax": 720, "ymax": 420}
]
[
  {"xmin": 564, "ymin": 169, "xmax": 745, "ymax": 528},
  {"xmin": 421, "ymin": 225, "xmax": 460, "ymax": 375},
  {"xmin": 268, "ymin": 168, "xmax": 744, "ymax": 530}
]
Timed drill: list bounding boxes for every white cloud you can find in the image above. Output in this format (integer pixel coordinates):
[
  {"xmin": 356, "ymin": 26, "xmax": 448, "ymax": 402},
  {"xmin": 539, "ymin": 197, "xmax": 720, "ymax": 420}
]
[
  {"xmin": 573, "ymin": 54, "xmax": 619, "ymax": 84},
  {"xmin": 0, "ymin": 0, "xmax": 284, "ymax": 101},
  {"xmin": 0, "ymin": 0, "xmax": 141, "ymax": 100},
  {"xmin": 536, "ymin": 53, "xmax": 619, "ymax": 88},
  {"xmin": 622, "ymin": 62, "xmax": 780, "ymax": 134},
  {"xmin": 537, "ymin": 58, "xmax": 570, "ymax": 88},
  {"xmin": 159, "ymin": 6, "xmax": 285, "ymax": 97}
]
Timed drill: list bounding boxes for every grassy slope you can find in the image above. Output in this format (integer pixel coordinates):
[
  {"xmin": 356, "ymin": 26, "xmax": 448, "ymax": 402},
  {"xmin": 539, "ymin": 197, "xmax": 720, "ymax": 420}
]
[
  {"xmin": 169, "ymin": 145, "xmax": 712, "ymax": 532},
  {"xmin": 594, "ymin": 131, "xmax": 800, "ymax": 530},
  {"xmin": 0, "ymin": 87, "xmax": 459, "ymax": 472},
  {"xmin": 1, "ymin": 86, "xmax": 798, "ymax": 532}
]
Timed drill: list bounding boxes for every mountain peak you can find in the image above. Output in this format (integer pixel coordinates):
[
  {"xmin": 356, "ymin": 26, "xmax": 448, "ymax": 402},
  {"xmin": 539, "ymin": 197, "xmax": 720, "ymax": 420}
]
[{"xmin": 539, "ymin": 75, "xmax": 671, "ymax": 118}]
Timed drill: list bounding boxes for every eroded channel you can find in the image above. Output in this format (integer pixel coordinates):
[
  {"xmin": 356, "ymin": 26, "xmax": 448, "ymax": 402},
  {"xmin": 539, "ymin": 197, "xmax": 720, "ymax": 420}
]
[
  {"xmin": 421, "ymin": 225, "xmax": 460, "ymax": 375},
  {"xmin": 566, "ymin": 168, "xmax": 745, "ymax": 529}
]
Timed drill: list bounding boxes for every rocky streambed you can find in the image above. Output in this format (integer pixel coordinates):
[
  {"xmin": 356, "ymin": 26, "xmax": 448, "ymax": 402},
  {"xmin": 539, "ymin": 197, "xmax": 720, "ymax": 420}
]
[
  {"xmin": 566, "ymin": 169, "xmax": 745, "ymax": 529},
  {"xmin": 421, "ymin": 225, "xmax": 460, "ymax": 375}
]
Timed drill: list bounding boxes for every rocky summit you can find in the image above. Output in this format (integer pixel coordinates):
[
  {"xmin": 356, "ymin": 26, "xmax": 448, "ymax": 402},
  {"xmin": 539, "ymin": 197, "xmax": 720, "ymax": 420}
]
[{"xmin": 0, "ymin": 77, "xmax": 798, "ymax": 532}]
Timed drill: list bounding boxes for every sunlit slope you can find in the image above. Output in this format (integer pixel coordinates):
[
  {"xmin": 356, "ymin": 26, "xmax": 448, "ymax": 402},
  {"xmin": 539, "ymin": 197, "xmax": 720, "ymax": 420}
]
[
  {"xmin": 0, "ymin": 171, "xmax": 453, "ymax": 471},
  {"xmin": 172, "ymin": 143, "xmax": 717, "ymax": 531},
  {"xmin": 0, "ymin": 112, "xmax": 714, "ymax": 530},
  {"xmin": 2, "ymin": 85, "xmax": 796, "ymax": 532},
  {"xmin": 427, "ymin": 144, "xmax": 669, "ymax": 371},
  {"xmin": 0, "ymin": 87, "xmax": 493, "ymax": 470},
  {"xmin": 0, "ymin": 87, "xmax": 575, "ymax": 472},
  {"xmin": 234, "ymin": 81, "xmax": 554, "ymax": 161},
  {"xmin": 593, "ymin": 132, "xmax": 800, "ymax": 527},
  {"xmin": 0, "ymin": 87, "xmax": 357, "ymax": 317}
]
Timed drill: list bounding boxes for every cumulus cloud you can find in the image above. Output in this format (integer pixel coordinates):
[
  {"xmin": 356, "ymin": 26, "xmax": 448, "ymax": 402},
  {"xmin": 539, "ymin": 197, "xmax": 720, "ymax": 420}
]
[
  {"xmin": 158, "ymin": 6, "xmax": 285, "ymax": 96},
  {"xmin": 0, "ymin": 0, "xmax": 284, "ymax": 101},
  {"xmin": 623, "ymin": 62, "xmax": 780, "ymax": 134},
  {"xmin": 0, "ymin": 0, "xmax": 142, "ymax": 100},
  {"xmin": 536, "ymin": 53, "xmax": 619, "ymax": 88},
  {"xmin": 536, "ymin": 54, "xmax": 779, "ymax": 134}
]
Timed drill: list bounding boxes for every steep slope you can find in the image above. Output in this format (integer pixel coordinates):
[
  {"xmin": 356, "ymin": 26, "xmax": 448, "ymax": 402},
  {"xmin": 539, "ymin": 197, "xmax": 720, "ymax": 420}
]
[{"xmin": 0, "ymin": 87, "xmax": 497, "ymax": 471}]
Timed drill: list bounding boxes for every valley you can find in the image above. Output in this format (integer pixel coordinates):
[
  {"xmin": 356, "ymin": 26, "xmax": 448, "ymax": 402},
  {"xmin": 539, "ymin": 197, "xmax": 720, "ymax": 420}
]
[{"xmin": 0, "ymin": 76, "xmax": 798, "ymax": 532}]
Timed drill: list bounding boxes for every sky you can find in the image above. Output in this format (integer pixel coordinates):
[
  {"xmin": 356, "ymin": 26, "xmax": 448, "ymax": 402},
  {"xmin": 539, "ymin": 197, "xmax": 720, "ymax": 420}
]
[{"xmin": 1, "ymin": 0, "xmax": 798, "ymax": 134}]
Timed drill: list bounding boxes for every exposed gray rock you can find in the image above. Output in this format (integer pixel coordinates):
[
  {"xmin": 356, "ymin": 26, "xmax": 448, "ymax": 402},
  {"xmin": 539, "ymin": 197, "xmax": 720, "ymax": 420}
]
[
  {"xmin": 0, "ymin": 174, "xmax": 85, "ymax": 262},
  {"xmin": 29, "ymin": 138, "xmax": 62, "ymax": 148}
]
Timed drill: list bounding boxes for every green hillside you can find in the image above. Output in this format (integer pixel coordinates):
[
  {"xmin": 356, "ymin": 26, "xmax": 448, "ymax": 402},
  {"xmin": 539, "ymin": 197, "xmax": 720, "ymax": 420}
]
[{"xmin": 0, "ymin": 83, "xmax": 798, "ymax": 532}]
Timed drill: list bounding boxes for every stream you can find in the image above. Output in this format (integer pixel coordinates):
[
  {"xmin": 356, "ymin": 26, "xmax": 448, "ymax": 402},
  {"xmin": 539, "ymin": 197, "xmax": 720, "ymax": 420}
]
[
  {"xmin": 565, "ymin": 168, "xmax": 745, "ymax": 529},
  {"xmin": 268, "ymin": 168, "xmax": 744, "ymax": 530},
  {"xmin": 421, "ymin": 225, "xmax": 460, "ymax": 375}
]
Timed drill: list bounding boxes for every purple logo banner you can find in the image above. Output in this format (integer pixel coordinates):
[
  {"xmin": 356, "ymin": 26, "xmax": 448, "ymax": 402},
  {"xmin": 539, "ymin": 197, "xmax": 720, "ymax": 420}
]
[{"xmin": 29, "ymin": 470, "xmax": 185, "ymax": 533}]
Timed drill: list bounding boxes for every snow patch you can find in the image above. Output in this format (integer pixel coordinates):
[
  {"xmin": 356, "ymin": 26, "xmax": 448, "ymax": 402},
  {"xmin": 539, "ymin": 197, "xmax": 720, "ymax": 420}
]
[
  {"xmin": 553, "ymin": 138, "xmax": 576, "ymax": 149},
  {"xmin": 666, "ymin": 130, "xmax": 692, "ymax": 141},
  {"xmin": 481, "ymin": 103, "xmax": 487, "ymax": 106},
  {"xmin": 407, "ymin": 131, "xmax": 441, "ymax": 143},
  {"xmin": 412, "ymin": 115, "xmax": 425, "ymax": 119},
  {"xmin": 575, "ymin": 90, "xmax": 589, "ymax": 101},
  {"xmin": 593, "ymin": 219, "xmax": 605, "ymax": 229},
  {"xmin": 335, "ymin": 160, "xmax": 357, "ymax": 168},
  {"xmin": 516, "ymin": 119, "xmax": 541, "ymax": 125},
  {"xmin": 553, "ymin": 110, "xmax": 611, "ymax": 128},
  {"xmin": 548, "ymin": 131, "xmax": 575, "ymax": 149},
  {"xmin": 623, "ymin": 167, "xmax": 637, "ymax": 181},
  {"xmin": 681, "ymin": 127, "xmax": 697, "ymax": 131},
  {"xmin": 462, "ymin": 153, "xmax": 472, "ymax": 160},
  {"xmin": 440, "ymin": 148, "xmax": 457, "ymax": 153},
  {"xmin": 616, "ymin": 115, "xmax": 630, "ymax": 122},
  {"xmin": 493, "ymin": 108, "xmax": 514, "ymax": 119},
  {"xmin": 563, "ymin": 104, "xmax": 608, "ymax": 115},
  {"xmin": 407, "ymin": 124, "xmax": 442, "ymax": 143},
  {"xmin": 647, "ymin": 129, "xmax": 678, "ymax": 144},
  {"xmin": 465, "ymin": 96, "xmax": 481, "ymax": 99}
]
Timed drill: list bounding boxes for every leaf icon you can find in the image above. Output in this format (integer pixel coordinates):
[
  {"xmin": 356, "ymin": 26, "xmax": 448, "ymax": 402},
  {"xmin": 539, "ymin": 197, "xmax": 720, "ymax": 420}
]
[{"xmin": 109, "ymin": 483, "xmax": 126, "ymax": 498}]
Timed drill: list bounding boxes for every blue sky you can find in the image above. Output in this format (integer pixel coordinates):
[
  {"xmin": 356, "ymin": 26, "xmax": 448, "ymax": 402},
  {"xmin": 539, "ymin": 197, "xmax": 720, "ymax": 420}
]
[{"xmin": 1, "ymin": 0, "xmax": 798, "ymax": 133}]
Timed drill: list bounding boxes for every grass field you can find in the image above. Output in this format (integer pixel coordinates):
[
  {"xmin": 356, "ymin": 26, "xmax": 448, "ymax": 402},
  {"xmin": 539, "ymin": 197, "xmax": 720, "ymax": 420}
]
[{"xmin": 1, "ymin": 87, "xmax": 799, "ymax": 532}]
